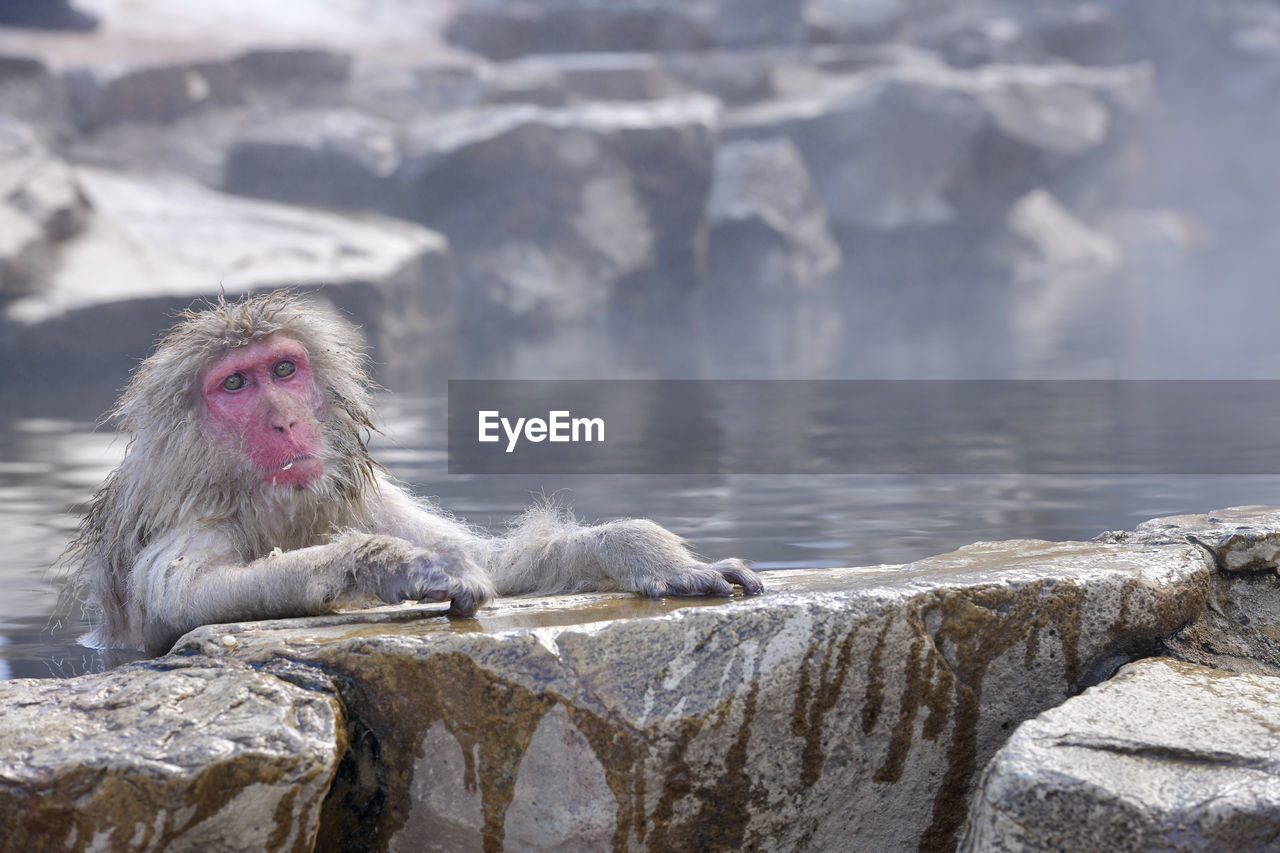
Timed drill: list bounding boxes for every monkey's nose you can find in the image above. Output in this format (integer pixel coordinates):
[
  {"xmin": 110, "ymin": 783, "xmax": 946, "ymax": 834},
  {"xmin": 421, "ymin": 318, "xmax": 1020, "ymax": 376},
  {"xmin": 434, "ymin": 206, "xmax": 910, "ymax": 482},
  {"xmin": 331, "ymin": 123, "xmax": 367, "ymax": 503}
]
[{"xmin": 268, "ymin": 410, "xmax": 298, "ymax": 434}]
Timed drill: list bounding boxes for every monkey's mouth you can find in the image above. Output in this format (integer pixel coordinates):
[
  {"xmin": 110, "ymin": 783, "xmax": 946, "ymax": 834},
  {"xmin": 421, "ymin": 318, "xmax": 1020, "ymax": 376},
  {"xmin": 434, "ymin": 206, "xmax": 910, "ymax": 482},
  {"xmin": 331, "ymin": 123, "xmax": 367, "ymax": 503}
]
[{"xmin": 262, "ymin": 455, "xmax": 324, "ymax": 487}]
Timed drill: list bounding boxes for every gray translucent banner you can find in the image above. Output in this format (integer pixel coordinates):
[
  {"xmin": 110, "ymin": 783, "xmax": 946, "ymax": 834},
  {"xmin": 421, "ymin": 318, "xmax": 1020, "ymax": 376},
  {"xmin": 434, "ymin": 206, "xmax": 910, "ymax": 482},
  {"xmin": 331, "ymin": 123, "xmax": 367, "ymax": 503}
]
[{"xmin": 447, "ymin": 380, "xmax": 1280, "ymax": 475}]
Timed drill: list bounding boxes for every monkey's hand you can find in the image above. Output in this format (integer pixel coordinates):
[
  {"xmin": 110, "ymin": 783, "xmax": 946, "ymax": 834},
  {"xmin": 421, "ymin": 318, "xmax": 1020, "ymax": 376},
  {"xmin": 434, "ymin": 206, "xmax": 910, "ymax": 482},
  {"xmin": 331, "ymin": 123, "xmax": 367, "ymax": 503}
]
[
  {"xmin": 374, "ymin": 551, "xmax": 495, "ymax": 618},
  {"xmin": 639, "ymin": 558, "xmax": 765, "ymax": 598}
]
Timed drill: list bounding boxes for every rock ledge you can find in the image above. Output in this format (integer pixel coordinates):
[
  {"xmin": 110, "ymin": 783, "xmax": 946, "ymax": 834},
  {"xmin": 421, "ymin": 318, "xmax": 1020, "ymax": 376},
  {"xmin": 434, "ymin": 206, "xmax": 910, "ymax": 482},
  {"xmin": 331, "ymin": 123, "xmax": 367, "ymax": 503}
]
[{"xmin": 6, "ymin": 508, "xmax": 1262, "ymax": 852}]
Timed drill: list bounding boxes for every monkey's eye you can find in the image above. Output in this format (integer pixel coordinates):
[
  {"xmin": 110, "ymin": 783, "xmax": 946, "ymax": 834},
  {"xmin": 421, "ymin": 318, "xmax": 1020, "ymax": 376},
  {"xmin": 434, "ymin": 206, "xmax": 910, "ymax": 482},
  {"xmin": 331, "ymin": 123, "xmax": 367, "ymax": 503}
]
[
  {"xmin": 273, "ymin": 360, "xmax": 297, "ymax": 379},
  {"xmin": 221, "ymin": 373, "xmax": 247, "ymax": 392}
]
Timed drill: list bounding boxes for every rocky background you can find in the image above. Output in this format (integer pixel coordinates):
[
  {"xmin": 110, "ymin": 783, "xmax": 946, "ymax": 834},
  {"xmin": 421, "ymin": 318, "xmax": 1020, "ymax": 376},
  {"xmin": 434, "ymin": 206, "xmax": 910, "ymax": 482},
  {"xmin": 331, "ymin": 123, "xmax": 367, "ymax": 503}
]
[{"xmin": 0, "ymin": 0, "xmax": 1277, "ymax": 387}]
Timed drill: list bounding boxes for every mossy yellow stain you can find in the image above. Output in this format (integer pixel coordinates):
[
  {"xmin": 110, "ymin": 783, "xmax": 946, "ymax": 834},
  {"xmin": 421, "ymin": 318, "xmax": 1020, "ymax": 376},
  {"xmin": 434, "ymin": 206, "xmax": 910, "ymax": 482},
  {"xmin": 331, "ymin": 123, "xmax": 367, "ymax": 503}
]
[
  {"xmin": 240, "ymin": 544, "xmax": 1210, "ymax": 853},
  {"xmin": 646, "ymin": 679, "xmax": 767, "ymax": 852},
  {"xmin": 304, "ymin": 574, "xmax": 1176, "ymax": 853},
  {"xmin": 790, "ymin": 625, "xmax": 859, "ymax": 787},
  {"xmin": 861, "ymin": 614, "xmax": 893, "ymax": 736},
  {"xmin": 312, "ymin": 649, "xmax": 560, "ymax": 853}
]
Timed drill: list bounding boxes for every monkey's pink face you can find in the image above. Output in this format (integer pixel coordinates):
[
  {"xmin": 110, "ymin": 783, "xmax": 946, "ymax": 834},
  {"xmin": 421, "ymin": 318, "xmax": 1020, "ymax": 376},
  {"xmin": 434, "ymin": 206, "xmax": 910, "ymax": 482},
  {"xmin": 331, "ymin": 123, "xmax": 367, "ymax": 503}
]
[{"xmin": 201, "ymin": 335, "xmax": 327, "ymax": 488}]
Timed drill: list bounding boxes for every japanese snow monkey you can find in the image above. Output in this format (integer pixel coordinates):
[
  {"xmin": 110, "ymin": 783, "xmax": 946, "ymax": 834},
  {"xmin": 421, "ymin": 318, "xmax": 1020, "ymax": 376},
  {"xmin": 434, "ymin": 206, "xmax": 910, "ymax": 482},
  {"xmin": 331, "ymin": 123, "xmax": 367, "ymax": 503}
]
[{"xmin": 69, "ymin": 291, "xmax": 762, "ymax": 656}]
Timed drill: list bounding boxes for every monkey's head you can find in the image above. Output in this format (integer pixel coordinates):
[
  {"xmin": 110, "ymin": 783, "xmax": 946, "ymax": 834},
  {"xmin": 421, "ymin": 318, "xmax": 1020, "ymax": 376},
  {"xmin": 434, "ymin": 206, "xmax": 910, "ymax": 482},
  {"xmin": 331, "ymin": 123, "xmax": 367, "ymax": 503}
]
[
  {"xmin": 114, "ymin": 291, "xmax": 377, "ymax": 504},
  {"xmin": 67, "ymin": 291, "xmax": 379, "ymax": 643},
  {"xmin": 200, "ymin": 332, "xmax": 327, "ymax": 487}
]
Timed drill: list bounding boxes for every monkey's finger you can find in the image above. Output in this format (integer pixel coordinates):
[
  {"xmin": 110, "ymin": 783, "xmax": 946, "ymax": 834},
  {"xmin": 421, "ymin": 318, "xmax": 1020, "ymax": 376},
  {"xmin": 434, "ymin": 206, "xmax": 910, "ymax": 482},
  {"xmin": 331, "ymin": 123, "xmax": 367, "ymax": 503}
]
[
  {"xmin": 417, "ymin": 586, "xmax": 475, "ymax": 615},
  {"xmin": 709, "ymin": 558, "xmax": 765, "ymax": 595},
  {"xmin": 440, "ymin": 577, "xmax": 487, "ymax": 618},
  {"xmin": 659, "ymin": 569, "xmax": 734, "ymax": 597},
  {"xmin": 640, "ymin": 579, "xmax": 667, "ymax": 599},
  {"xmin": 445, "ymin": 592, "xmax": 479, "ymax": 618}
]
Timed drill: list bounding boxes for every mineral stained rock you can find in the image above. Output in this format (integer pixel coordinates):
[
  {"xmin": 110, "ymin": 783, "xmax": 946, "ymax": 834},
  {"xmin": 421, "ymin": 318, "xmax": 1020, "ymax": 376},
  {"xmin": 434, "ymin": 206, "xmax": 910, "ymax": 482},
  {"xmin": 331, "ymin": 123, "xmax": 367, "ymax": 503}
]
[
  {"xmin": 171, "ymin": 537, "xmax": 1207, "ymax": 852},
  {"xmin": 962, "ymin": 657, "xmax": 1280, "ymax": 853},
  {"xmin": 0, "ymin": 516, "xmax": 1238, "ymax": 852}
]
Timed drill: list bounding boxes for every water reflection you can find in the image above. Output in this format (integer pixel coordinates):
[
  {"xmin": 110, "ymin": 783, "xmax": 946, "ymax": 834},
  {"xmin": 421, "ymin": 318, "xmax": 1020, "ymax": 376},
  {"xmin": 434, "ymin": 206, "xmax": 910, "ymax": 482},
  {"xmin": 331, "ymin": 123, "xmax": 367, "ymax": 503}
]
[
  {"xmin": 0, "ymin": 411, "xmax": 122, "ymax": 679},
  {"xmin": 2, "ymin": 389, "xmax": 1279, "ymax": 680}
]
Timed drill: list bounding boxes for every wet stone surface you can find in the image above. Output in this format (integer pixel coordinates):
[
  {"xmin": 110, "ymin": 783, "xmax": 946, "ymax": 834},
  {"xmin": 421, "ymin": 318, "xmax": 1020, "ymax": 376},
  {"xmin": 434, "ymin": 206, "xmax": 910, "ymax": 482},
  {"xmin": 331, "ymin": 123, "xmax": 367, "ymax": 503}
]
[
  {"xmin": 1100, "ymin": 505, "xmax": 1280, "ymax": 574},
  {"xmin": 171, "ymin": 537, "xmax": 1207, "ymax": 852},
  {"xmin": 0, "ymin": 658, "xmax": 344, "ymax": 852},
  {"xmin": 1100, "ymin": 507, "xmax": 1280, "ymax": 679}
]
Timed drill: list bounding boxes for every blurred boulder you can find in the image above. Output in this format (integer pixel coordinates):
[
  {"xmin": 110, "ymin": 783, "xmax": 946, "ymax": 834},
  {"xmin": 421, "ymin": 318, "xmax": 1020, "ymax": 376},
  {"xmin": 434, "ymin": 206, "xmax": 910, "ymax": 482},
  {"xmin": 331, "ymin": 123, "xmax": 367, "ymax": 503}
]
[
  {"xmin": 662, "ymin": 43, "xmax": 942, "ymax": 108},
  {"xmin": 977, "ymin": 69, "xmax": 1109, "ymax": 157},
  {"xmin": 999, "ymin": 189, "xmax": 1122, "ymax": 375},
  {"xmin": 900, "ymin": 1, "xmax": 1123, "ymax": 68},
  {"xmin": 663, "ymin": 49, "xmax": 780, "ymax": 106},
  {"xmin": 476, "ymin": 60, "xmax": 569, "ymax": 107},
  {"xmin": 726, "ymin": 62, "xmax": 1150, "ymax": 234},
  {"xmin": 1030, "ymin": 3, "xmax": 1121, "ymax": 65},
  {"xmin": 67, "ymin": 59, "xmax": 242, "ymax": 132},
  {"xmin": 65, "ymin": 106, "xmax": 253, "ymax": 189},
  {"xmin": 960, "ymin": 63, "xmax": 1151, "ymax": 221},
  {"xmin": 0, "ymin": 118, "xmax": 90, "ymax": 301},
  {"xmin": 0, "ymin": 54, "xmax": 69, "ymax": 135},
  {"xmin": 233, "ymin": 47, "xmax": 352, "ymax": 92},
  {"xmin": 705, "ymin": 137, "xmax": 842, "ymax": 296},
  {"xmin": 727, "ymin": 67, "xmax": 988, "ymax": 232},
  {"xmin": 347, "ymin": 60, "xmax": 488, "ymax": 117},
  {"xmin": 224, "ymin": 108, "xmax": 398, "ymax": 210},
  {"xmin": 906, "ymin": 9, "xmax": 1044, "ymax": 68},
  {"xmin": 767, "ymin": 43, "xmax": 947, "ymax": 101},
  {"xmin": 488, "ymin": 52, "xmax": 689, "ymax": 104},
  {"xmin": 230, "ymin": 48, "xmax": 354, "ymax": 112},
  {"xmin": 0, "ymin": 204, "xmax": 44, "ymax": 302},
  {"xmin": 714, "ymin": 0, "xmax": 806, "ymax": 48},
  {"xmin": 805, "ymin": 0, "xmax": 906, "ymax": 44},
  {"xmin": 1, "ymin": 167, "xmax": 453, "ymax": 382},
  {"xmin": 446, "ymin": 0, "xmax": 715, "ymax": 60},
  {"xmin": 66, "ymin": 50, "xmax": 360, "ymax": 187},
  {"xmin": 1003, "ymin": 188, "xmax": 1121, "ymax": 278},
  {"xmin": 806, "ymin": 42, "xmax": 946, "ymax": 75},
  {"xmin": 446, "ymin": 0, "xmax": 916, "ymax": 56},
  {"xmin": 393, "ymin": 96, "xmax": 719, "ymax": 330}
]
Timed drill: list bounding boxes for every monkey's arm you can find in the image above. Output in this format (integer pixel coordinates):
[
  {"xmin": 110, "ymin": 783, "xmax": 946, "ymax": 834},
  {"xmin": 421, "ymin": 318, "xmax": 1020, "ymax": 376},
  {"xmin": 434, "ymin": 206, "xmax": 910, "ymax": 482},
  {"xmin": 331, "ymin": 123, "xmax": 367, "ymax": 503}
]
[
  {"xmin": 488, "ymin": 509, "xmax": 764, "ymax": 598},
  {"xmin": 364, "ymin": 484, "xmax": 763, "ymax": 600},
  {"xmin": 131, "ymin": 526, "xmax": 493, "ymax": 656}
]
